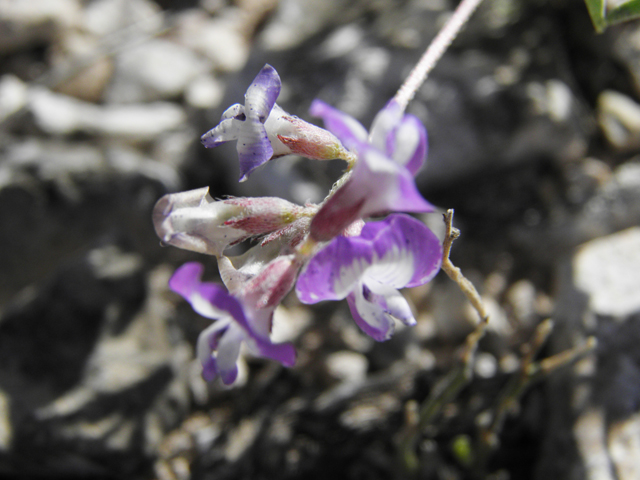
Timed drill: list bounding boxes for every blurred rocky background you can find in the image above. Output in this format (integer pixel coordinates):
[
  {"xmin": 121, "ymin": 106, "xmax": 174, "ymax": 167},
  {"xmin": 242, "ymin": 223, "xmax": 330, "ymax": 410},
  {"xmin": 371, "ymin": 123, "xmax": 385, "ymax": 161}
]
[{"xmin": 1, "ymin": 0, "xmax": 640, "ymax": 479}]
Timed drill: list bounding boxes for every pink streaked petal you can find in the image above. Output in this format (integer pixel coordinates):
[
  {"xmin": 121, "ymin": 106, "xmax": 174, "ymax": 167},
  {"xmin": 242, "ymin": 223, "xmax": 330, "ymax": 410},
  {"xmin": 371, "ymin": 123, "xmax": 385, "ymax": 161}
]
[
  {"xmin": 296, "ymin": 236, "xmax": 374, "ymax": 303},
  {"xmin": 309, "ymin": 186, "xmax": 366, "ymax": 242},
  {"xmin": 309, "ymin": 99, "xmax": 368, "ymax": 147},
  {"xmin": 242, "ymin": 255, "xmax": 302, "ymax": 310},
  {"xmin": 346, "ymin": 288, "xmax": 395, "ymax": 342}
]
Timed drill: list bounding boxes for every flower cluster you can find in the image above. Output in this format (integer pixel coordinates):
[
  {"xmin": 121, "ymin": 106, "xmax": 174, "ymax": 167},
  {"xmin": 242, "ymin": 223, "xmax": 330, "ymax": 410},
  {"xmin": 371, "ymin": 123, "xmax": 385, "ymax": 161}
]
[{"xmin": 154, "ymin": 64, "xmax": 443, "ymax": 384}]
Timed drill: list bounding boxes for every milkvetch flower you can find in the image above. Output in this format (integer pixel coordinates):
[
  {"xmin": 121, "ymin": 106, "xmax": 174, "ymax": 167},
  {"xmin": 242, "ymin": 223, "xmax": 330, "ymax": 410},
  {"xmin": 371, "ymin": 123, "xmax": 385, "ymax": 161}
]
[
  {"xmin": 169, "ymin": 262, "xmax": 296, "ymax": 384},
  {"xmin": 201, "ymin": 64, "xmax": 351, "ymax": 181},
  {"xmin": 308, "ymin": 100, "xmax": 434, "ymax": 242},
  {"xmin": 296, "ymin": 214, "xmax": 442, "ymax": 341}
]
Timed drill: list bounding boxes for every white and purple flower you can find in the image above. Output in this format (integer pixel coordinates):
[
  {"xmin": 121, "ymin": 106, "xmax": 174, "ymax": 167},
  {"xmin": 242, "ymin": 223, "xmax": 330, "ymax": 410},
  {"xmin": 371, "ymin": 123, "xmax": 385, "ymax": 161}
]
[
  {"xmin": 201, "ymin": 64, "xmax": 351, "ymax": 181},
  {"xmin": 169, "ymin": 262, "xmax": 296, "ymax": 384},
  {"xmin": 308, "ymin": 100, "xmax": 435, "ymax": 242},
  {"xmin": 296, "ymin": 214, "xmax": 442, "ymax": 341}
]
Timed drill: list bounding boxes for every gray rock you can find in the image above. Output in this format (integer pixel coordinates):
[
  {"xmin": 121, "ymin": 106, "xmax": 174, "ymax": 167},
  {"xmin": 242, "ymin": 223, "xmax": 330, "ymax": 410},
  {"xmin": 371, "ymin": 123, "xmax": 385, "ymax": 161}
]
[
  {"xmin": 511, "ymin": 160, "xmax": 640, "ymax": 264},
  {"xmin": 0, "ymin": 250, "xmax": 190, "ymax": 477}
]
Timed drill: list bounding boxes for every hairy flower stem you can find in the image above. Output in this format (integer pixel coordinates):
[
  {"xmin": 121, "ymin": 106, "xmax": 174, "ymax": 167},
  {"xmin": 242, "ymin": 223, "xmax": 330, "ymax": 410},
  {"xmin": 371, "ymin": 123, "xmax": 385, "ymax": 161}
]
[{"xmin": 394, "ymin": 0, "xmax": 486, "ymax": 111}]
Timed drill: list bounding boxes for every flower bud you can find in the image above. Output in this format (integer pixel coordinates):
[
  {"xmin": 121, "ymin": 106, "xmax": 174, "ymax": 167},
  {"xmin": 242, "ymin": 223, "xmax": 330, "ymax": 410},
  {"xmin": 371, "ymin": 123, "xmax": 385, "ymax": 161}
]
[{"xmin": 153, "ymin": 187, "xmax": 308, "ymax": 256}]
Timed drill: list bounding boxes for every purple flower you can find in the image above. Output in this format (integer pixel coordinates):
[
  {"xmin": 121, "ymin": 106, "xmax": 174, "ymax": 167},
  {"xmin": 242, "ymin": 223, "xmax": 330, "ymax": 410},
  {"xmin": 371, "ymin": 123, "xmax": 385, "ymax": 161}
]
[
  {"xmin": 169, "ymin": 262, "xmax": 296, "ymax": 384},
  {"xmin": 368, "ymin": 99, "xmax": 427, "ymax": 176},
  {"xmin": 308, "ymin": 100, "xmax": 435, "ymax": 242},
  {"xmin": 201, "ymin": 64, "xmax": 350, "ymax": 181},
  {"xmin": 296, "ymin": 214, "xmax": 442, "ymax": 341}
]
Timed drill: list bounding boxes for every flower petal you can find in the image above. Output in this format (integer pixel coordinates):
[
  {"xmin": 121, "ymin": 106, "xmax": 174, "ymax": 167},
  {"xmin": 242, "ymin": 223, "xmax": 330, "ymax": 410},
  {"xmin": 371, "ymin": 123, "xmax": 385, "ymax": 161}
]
[
  {"xmin": 197, "ymin": 321, "xmax": 229, "ymax": 381},
  {"xmin": 388, "ymin": 114, "xmax": 427, "ymax": 176},
  {"xmin": 363, "ymin": 214, "xmax": 442, "ymax": 288},
  {"xmin": 169, "ymin": 263, "xmax": 246, "ymax": 322},
  {"xmin": 309, "ymin": 146, "xmax": 434, "ymax": 241},
  {"xmin": 200, "ymin": 104, "xmax": 245, "ymax": 148},
  {"xmin": 309, "ymin": 99, "xmax": 369, "ymax": 147},
  {"xmin": 215, "ymin": 324, "xmax": 244, "ymax": 384},
  {"xmin": 244, "ymin": 64, "xmax": 281, "ymax": 123},
  {"xmin": 346, "ymin": 286, "xmax": 395, "ymax": 341},
  {"xmin": 248, "ymin": 333, "xmax": 297, "ymax": 367},
  {"xmin": 236, "ymin": 65, "xmax": 281, "ymax": 181},
  {"xmin": 300, "ymin": 215, "xmax": 442, "ymax": 310},
  {"xmin": 356, "ymin": 146, "xmax": 434, "ymax": 217},
  {"xmin": 296, "ymin": 235, "xmax": 374, "ymax": 303},
  {"xmin": 364, "ymin": 279, "xmax": 416, "ymax": 326},
  {"xmin": 171, "ymin": 262, "xmax": 297, "ymax": 381},
  {"xmin": 153, "ymin": 188, "xmax": 247, "ymax": 256},
  {"xmin": 237, "ymin": 121, "xmax": 274, "ymax": 181},
  {"xmin": 368, "ymin": 99, "xmax": 403, "ymax": 151}
]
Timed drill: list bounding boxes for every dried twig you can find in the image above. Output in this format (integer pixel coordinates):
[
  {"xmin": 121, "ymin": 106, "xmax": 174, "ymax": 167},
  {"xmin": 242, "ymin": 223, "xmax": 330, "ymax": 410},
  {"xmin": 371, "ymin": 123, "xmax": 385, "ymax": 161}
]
[{"xmin": 398, "ymin": 209, "xmax": 489, "ymax": 474}]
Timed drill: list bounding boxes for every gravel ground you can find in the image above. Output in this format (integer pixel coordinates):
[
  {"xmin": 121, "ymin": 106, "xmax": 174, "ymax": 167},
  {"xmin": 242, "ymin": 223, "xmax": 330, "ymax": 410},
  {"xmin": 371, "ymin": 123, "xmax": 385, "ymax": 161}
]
[{"xmin": 1, "ymin": 0, "xmax": 640, "ymax": 479}]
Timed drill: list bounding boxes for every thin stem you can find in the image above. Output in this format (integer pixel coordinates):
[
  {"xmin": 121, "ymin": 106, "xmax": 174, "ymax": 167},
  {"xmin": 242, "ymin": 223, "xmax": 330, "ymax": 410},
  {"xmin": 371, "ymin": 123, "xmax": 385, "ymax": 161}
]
[
  {"xmin": 441, "ymin": 210, "xmax": 488, "ymax": 323},
  {"xmin": 394, "ymin": 0, "xmax": 486, "ymax": 111}
]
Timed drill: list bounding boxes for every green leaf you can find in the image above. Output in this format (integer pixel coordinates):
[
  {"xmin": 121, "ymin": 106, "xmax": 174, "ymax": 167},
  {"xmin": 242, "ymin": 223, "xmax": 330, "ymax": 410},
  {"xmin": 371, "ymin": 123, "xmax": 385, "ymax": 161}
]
[
  {"xmin": 606, "ymin": 0, "xmax": 640, "ymax": 25},
  {"xmin": 585, "ymin": 0, "xmax": 607, "ymax": 32},
  {"xmin": 585, "ymin": 0, "xmax": 640, "ymax": 32}
]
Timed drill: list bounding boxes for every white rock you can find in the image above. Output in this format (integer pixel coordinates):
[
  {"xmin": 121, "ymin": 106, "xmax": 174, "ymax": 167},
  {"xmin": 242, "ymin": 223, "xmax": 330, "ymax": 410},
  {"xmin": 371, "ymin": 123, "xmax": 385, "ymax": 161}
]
[
  {"xmin": 0, "ymin": 0, "xmax": 81, "ymax": 53},
  {"xmin": 106, "ymin": 39, "xmax": 209, "ymax": 103},
  {"xmin": 29, "ymin": 87, "xmax": 186, "ymax": 140},
  {"xmin": 574, "ymin": 227, "xmax": 640, "ymax": 318},
  {"xmin": 83, "ymin": 0, "xmax": 162, "ymax": 37},
  {"xmin": 325, "ymin": 351, "xmax": 369, "ymax": 384},
  {"xmin": 258, "ymin": 0, "xmax": 349, "ymax": 50},
  {"xmin": 176, "ymin": 10, "xmax": 249, "ymax": 72},
  {"xmin": 0, "ymin": 75, "xmax": 28, "ymax": 122},
  {"xmin": 185, "ymin": 75, "xmax": 224, "ymax": 109},
  {"xmin": 598, "ymin": 90, "xmax": 640, "ymax": 150}
]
